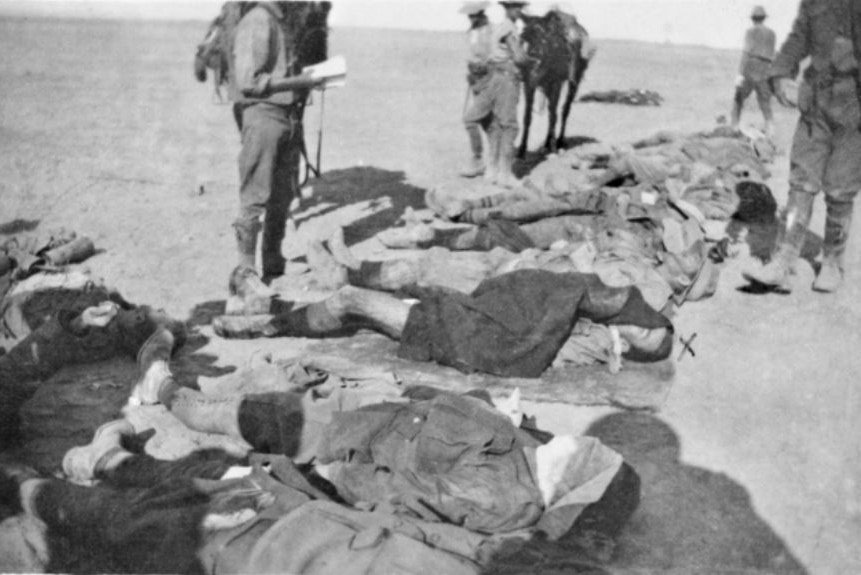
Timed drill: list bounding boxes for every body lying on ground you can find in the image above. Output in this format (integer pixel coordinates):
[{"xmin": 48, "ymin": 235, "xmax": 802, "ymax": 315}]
[
  {"xmin": 1, "ymin": 437, "xmax": 638, "ymax": 574},
  {"xmin": 323, "ymin": 214, "xmax": 711, "ymax": 316},
  {"xmin": 375, "ymin": 156, "xmax": 728, "ymax": 312},
  {"xmin": 0, "ymin": 320, "xmax": 641, "ymax": 573},
  {"xmin": 214, "ymin": 268, "xmax": 673, "ymax": 378},
  {"xmin": 128, "ymin": 345, "xmax": 634, "ymax": 537},
  {"xmin": 300, "ymin": 226, "xmax": 680, "ymax": 373},
  {"xmin": 363, "ymin": 126, "xmax": 773, "ymax": 320},
  {"xmin": 0, "ymin": 281, "xmax": 184, "ymax": 443},
  {"xmin": 425, "ymin": 126, "xmax": 772, "ymax": 227}
]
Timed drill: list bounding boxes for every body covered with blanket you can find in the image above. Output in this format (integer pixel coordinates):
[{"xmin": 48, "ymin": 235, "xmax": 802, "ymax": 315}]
[{"xmin": 399, "ymin": 269, "xmax": 673, "ymax": 378}]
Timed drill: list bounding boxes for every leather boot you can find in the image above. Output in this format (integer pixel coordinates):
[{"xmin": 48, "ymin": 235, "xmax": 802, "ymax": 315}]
[
  {"xmin": 743, "ymin": 191, "xmax": 814, "ymax": 292},
  {"xmin": 261, "ymin": 208, "xmax": 288, "ymax": 283},
  {"xmin": 226, "ymin": 265, "xmax": 275, "ymax": 316},
  {"xmin": 62, "ymin": 420, "xmax": 135, "ymax": 483},
  {"xmin": 213, "ymin": 314, "xmax": 278, "ymax": 339},
  {"xmin": 43, "ymin": 237, "xmax": 96, "ymax": 267},
  {"xmin": 460, "ymin": 124, "xmax": 485, "ymax": 178},
  {"xmin": 813, "ymin": 197, "xmax": 853, "ymax": 293},
  {"xmin": 495, "ymin": 127, "xmax": 521, "ymax": 189},
  {"xmin": 128, "ymin": 327, "xmax": 176, "ymax": 406},
  {"xmin": 484, "ymin": 125, "xmax": 500, "ymax": 184}
]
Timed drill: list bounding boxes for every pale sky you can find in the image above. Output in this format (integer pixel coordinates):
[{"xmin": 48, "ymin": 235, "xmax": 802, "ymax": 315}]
[{"xmin": 0, "ymin": 0, "xmax": 802, "ymax": 49}]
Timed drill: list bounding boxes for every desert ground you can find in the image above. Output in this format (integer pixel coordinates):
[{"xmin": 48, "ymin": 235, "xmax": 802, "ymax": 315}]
[{"xmin": 1, "ymin": 14, "xmax": 860, "ymax": 574}]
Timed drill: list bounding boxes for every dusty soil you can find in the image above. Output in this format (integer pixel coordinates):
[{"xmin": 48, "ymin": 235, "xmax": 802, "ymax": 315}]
[{"xmin": 1, "ymin": 16, "xmax": 859, "ymax": 574}]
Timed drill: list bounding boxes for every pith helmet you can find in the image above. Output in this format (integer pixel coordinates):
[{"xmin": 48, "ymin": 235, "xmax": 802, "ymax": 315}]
[
  {"xmin": 751, "ymin": 5, "xmax": 767, "ymax": 19},
  {"xmin": 459, "ymin": 1, "xmax": 490, "ymax": 16}
]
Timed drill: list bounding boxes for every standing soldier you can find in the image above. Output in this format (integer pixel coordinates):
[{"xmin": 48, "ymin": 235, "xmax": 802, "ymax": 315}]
[
  {"xmin": 459, "ymin": 2, "xmax": 493, "ymax": 178},
  {"xmin": 731, "ymin": 5, "xmax": 777, "ymax": 135},
  {"xmin": 743, "ymin": 0, "xmax": 861, "ymax": 293},
  {"xmin": 461, "ymin": 1, "xmax": 528, "ymax": 188},
  {"xmin": 230, "ymin": 2, "xmax": 324, "ymax": 292}
]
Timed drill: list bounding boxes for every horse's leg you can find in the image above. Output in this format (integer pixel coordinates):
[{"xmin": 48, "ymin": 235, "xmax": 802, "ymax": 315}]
[
  {"xmin": 558, "ymin": 57, "xmax": 588, "ymax": 149},
  {"xmin": 545, "ymin": 81, "xmax": 561, "ymax": 154},
  {"xmin": 558, "ymin": 80, "xmax": 577, "ymax": 149},
  {"xmin": 209, "ymin": 57, "xmax": 222, "ymax": 104},
  {"xmin": 213, "ymin": 76, "xmax": 222, "ymax": 104},
  {"xmin": 519, "ymin": 84, "xmax": 535, "ymax": 159}
]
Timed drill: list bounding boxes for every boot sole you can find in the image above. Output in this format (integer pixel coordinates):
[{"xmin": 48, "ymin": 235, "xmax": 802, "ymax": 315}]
[
  {"xmin": 136, "ymin": 328, "xmax": 175, "ymax": 370},
  {"xmin": 92, "ymin": 419, "xmax": 135, "ymax": 441},
  {"xmin": 212, "ymin": 316, "xmax": 275, "ymax": 339},
  {"xmin": 811, "ymin": 281, "xmax": 840, "ymax": 293},
  {"xmin": 459, "ymin": 169, "xmax": 485, "ymax": 178},
  {"xmin": 62, "ymin": 420, "xmax": 135, "ymax": 479}
]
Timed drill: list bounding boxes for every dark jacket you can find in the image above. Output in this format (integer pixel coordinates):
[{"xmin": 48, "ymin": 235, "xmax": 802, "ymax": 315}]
[
  {"xmin": 400, "ymin": 269, "xmax": 673, "ymax": 378},
  {"xmin": 318, "ymin": 393, "xmax": 545, "ymax": 534},
  {"xmin": 771, "ymin": 0, "xmax": 861, "ymax": 81}
]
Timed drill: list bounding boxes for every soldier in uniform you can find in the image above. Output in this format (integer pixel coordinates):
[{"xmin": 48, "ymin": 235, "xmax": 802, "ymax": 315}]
[
  {"xmin": 731, "ymin": 5, "xmax": 777, "ymax": 135},
  {"xmin": 744, "ymin": 0, "xmax": 861, "ymax": 293},
  {"xmin": 459, "ymin": 2, "xmax": 493, "ymax": 178},
  {"xmin": 231, "ymin": 2, "xmax": 324, "ymax": 288},
  {"xmin": 461, "ymin": 1, "xmax": 528, "ymax": 188}
]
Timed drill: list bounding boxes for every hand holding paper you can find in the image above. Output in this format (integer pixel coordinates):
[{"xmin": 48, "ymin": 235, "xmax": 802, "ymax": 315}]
[{"xmin": 303, "ymin": 55, "xmax": 347, "ymax": 89}]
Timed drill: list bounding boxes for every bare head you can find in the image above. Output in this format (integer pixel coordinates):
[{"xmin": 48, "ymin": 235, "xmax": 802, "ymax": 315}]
[{"xmin": 615, "ymin": 325, "xmax": 672, "ymax": 362}]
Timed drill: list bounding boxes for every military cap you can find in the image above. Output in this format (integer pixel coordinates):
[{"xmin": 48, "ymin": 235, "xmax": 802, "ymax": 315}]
[
  {"xmin": 499, "ymin": 1, "xmax": 528, "ymax": 8},
  {"xmin": 751, "ymin": 5, "xmax": 767, "ymax": 19},
  {"xmin": 459, "ymin": 1, "xmax": 490, "ymax": 15}
]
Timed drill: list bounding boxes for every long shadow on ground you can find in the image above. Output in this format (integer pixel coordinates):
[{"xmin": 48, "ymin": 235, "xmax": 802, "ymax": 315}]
[
  {"xmin": 584, "ymin": 412, "xmax": 808, "ymax": 574},
  {"xmin": 515, "ymin": 135, "xmax": 600, "ymax": 180},
  {"xmin": 295, "ymin": 166, "xmax": 428, "ymax": 246},
  {"xmin": 480, "ymin": 412, "xmax": 807, "ymax": 574}
]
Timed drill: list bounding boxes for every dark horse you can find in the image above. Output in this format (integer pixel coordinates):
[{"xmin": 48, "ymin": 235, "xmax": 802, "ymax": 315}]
[
  {"xmin": 193, "ymin": 2, "xmax": 331, "ymax": 105},
  {"xmin": 518, "ymin": 10, "xmax": 595, "ymax": 158}
]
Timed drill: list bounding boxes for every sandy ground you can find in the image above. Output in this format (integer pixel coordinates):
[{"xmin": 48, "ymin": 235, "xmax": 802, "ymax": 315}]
[{"xmin": 1, "ymin": 16, "xmax": 860, "ymax": 574}]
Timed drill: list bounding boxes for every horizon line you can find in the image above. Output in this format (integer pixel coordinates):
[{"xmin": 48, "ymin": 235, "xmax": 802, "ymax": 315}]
[{"xmin": 0, "ymin": 12, "xmax": 739, "ymax": 53}]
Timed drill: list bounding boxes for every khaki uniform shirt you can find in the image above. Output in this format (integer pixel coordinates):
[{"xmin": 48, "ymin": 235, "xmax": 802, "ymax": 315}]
[
  {"xmin": 468, "ymin": 24, "xmax": 492, "ymax": 64},
  {"xmin": 740, "ymin": 24, "xmax": 776, "ymax": 80},
  {"xmin": 488, "ymin": 18, "xmax": 519, "ymax": 65},
  {"xmin": 233, "ymin": 3, "xmax": 298, "ymax": 107}
]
